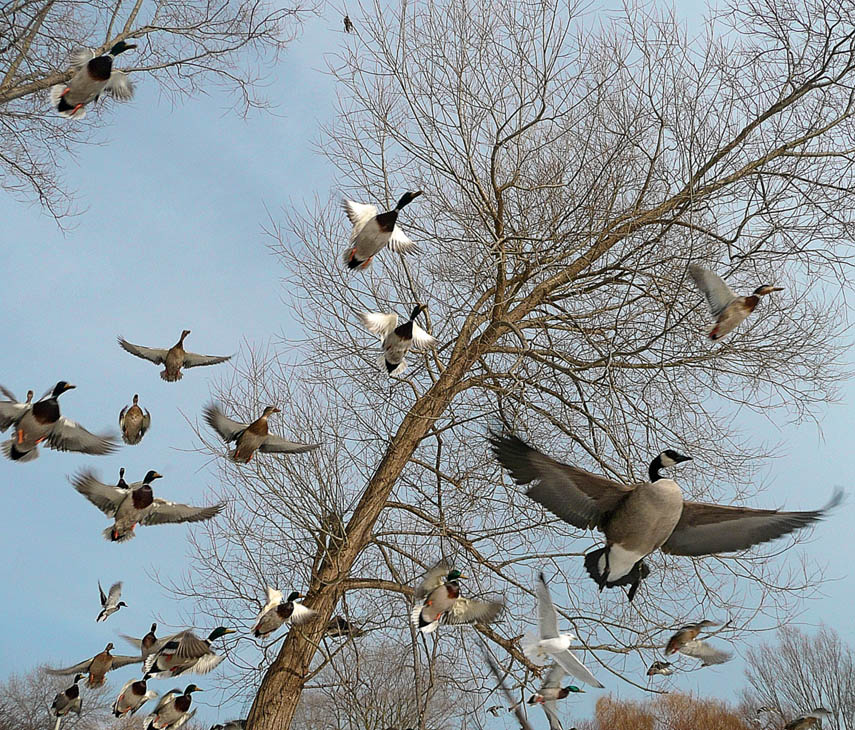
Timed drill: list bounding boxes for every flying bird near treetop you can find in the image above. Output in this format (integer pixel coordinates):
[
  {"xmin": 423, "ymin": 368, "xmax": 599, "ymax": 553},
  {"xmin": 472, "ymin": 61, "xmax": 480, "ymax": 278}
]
[
  {"xmin": 490, "ymin": 431, "xmax": 843, "ymax": 602},
  {"xmin": 688, "ymin": 263, "xmax": 784, "ymax": 340},
  {"xmin": 50, "ymin": 41, "xmax": 136, "ymax": 119},
  {"xmin": 410, "ymin": 562, "xmax": 503, "ymax": 633},
  {"xmin": 358, "ymin": 304, "xmax": 437, "ymax": 375},
  {"xmin": 251, "ymin": 587, "xmax": 316, "ymax": 638},
  {"xmin": 118, "ymin": 330, "xmax": 232, "ymax": 381},
  {"xmin": 342, "ymin": 191, "xmax": 422, "ymax": 270},
  {"xmin": 47, "ymin": 642, "xmax": 140, "ymax": 687}
]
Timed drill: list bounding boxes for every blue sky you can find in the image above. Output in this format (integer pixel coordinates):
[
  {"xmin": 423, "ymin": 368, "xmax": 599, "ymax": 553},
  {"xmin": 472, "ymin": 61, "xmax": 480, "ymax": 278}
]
[{"xmin": 0, "ymin": 3, "xmax": 852, "ymax": 728}]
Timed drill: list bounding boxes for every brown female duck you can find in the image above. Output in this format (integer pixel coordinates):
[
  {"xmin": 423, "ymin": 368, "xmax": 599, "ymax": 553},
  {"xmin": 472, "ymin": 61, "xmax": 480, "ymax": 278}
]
[
  {"xmin": 47, "ymin": 642, "xmax": 141, "ymax": 687},
  {"xmin": 119, "ymin": 394, "xmax": 151, "ymax": 445},
  {"xmin": 203, "ymin": 403, "xmax": 319, "ymax": 462},
  {"xmin": 118, "ymin": 330, "xmax": 231, "ymax": 381}
]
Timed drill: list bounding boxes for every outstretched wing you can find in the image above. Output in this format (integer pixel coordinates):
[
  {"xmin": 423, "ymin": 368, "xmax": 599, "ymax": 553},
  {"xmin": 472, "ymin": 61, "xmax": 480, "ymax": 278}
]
[
  {"xmin": 203, "ymin": 403, "xmax": 247, "ymax": 443},
  {"xmin": 118, "ymin": 337, "xmax": 168, "ymax": 365},
  {"xmin": 342, "ymin": 199, "xmax": 378, "ymax": 227},
  {"xmin": 45, "ymin": 657, "xmax": 93, "ymax": 675},
  {"xmin": 69, "ymin": 48, "xmax": 95, "ymax": 69},
  {"xmin": 688, "ymin": 264, "xmax": 738, "ymax": 318},
  {"xmin": 107, "ymin": 582, "xmax": 123, "ymax": 605},
  {"xmin": 0, "ymin": 393, "xmax": 29, "ymax": 430},
  {"xmin": 110, "ymin": 655, "xmax": 143, "ymax": 669},
  {"xmin": 387, "ymin": 225, "xmax": 418, "ymax": 254},
  {"xmin": 542, "ymin": 699, "xmax": 564, "ymax": 730},
  {"xmin": 46, "ymin": 417, "xmax": 118, "ymax": 455},
  {"xmin": 141, "ymin": 499, "xmax": 224, "ymax": 526},
  {"xmin": 414, "ymin": 561, "xmax": 450, "ymax": 601},
  {"xmin": 358, "ymin": 312, "xmax": 398, "ymax": 339},
  {"xmin": 259, "ymin": 435, "xmax": 320, "ymax": 455},
  {"xmin": 410, "ymin": 323, "xmax": 437, "ymax": 350},
  {"xmin": 182, "ymin": 351, "xmax": 232, "ymax": 369},
  {"xmin": 445, "ymin": 597, "xmax": 503, "ymax": 626},
  {"xmin": 71, "ymin": 470, "xmax": 127, "ymax": 516},
  {"xmin": 490, "ymin": 432, "xmax": 633, "ymax": 530},
  {"xmin": 552, "ymin": 648, "xmax": 604, "ymax": 688},
  {"xmin": 104, "ymin": 70, "xmax": 134, "ymax": 100},
  {"xmin": 536, "ymin": 573, "xmax": 559, "ymax": 639},
  {"xmin": 662, "ymin": 490, "xmax": 844, "ymax": 556},
  {"xmin": 677, "ymin": 639, "xmax": 732, "ymax": 665}
]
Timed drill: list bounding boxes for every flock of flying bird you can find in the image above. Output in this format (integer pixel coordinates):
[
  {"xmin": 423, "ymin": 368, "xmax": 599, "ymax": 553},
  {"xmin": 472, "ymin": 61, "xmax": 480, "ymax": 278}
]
[{"xmin": 14, "ymin": 36, "xmax": 842, "ymax": 730}]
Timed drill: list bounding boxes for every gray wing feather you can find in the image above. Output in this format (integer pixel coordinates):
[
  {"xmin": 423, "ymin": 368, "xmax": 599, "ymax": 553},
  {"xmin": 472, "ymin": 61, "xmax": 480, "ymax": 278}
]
[
  {"xmin": 71, "ymin": 471, "xmax": 127, "ymax": 516},
  {"xmin": 414, "ymin": 561, "xmax": 450, "ymax": 601},
  {"xmin": 203, "ymin": 404, "xmax": 247, "ymax": 442},
  {"xmin": 536, "ymin": 574, "xmax": 560, "ymax": 639},
  {"xmin": 46, "ymin": 417, "xmax": 118, "ymax": 455},
  {"xmin": 141, "ymin": 499, "xmax": 224, "ymax": 526},
  {"xmin": 107, "ymin": 582, "xmax": 123, "ymax": 604},
  {"xmin": 45, "ymin": 658, "xmax": 93, "ymax": 675},
  {"xmin": 69, "ymin": 48, "xmax": 95, "ymax": 69},
  {"xmin": 110, "ymin": 655, "xmax": 142, "ymax": 669},
  {"xmin": 677, "ymin": 639, "xmax": 732, "ymax": 665},
  {"xmin": 552, "ymin": 649, "xmax": 604, "ymax": 688},
  {"xmin": 104, "ymin": 70, "xmax": 133, "ymax": 100},
  {"xmin": 542, "ymin": 700, "xmax": 563, "ymax": 730},
  {"xmin": 446, "ymin": 597, "xmax": 503, "ymax": 625},
  {"xmin": 259, "ymin": 435, "xmax": 321, "ymax": 454},
  {"xmin": 688, "ymin": 264, "xmax": 738, "ymax": 317},
  {"xmin": 182, "ymin": 351, "xmax": 232, "ymax": 369},
  {"xmin": 118, "ymin": 337, "xmax": 168, "ymax": 365},
  {"xmin": 663, "ymin": 490, "xmax": 844, "ymax": 557}
]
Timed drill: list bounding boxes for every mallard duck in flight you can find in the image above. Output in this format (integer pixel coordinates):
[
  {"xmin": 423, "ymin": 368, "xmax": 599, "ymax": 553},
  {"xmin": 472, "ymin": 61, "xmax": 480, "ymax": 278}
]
[
  {"xmin": 96, "ymin": 580, "xmax": 127, "ymax": 622},
  {"xmin": 118, "ymin": 330, "xmax": 231, "ymax": 381},
  {"xmin": 251, "ymin": 587, "xmax": 316, "ymax": 638},
  {"xmin": 143, "ymin": 628, "xmax": 235, "ymax": 679},
  {"xmin": 47, "ymin": 642, "xmax": 140, "ymax": 687},
  {"xmin": 359, "ymin": 304, "xmax": 436, "ymax": 376},
  {"xmin": 342, "ymin": 191, "xmax": 422, "ymax": 270},
  {"xmin": 410, "ymin": 562, "xmax": 503, "ymax": 633}
]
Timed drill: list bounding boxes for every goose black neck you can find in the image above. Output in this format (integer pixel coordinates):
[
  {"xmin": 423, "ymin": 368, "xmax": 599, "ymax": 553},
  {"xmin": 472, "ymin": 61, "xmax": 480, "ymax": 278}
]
[
  {"xmin": 648, "ymin": 455, "xmax": 663, "ymax": 482},
  {"xmin": 408, "ymin": 305, "xmax": 424, "ymax": 322}
]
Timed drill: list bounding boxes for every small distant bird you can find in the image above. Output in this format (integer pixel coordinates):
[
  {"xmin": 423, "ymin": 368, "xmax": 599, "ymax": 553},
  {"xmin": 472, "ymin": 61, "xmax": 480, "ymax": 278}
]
[
  {"xmin": 112, "ymin": 677, "xmax": 157, "ymax": 717},
  {"xmin": 343, "ymin": 15, "xmax": 354, "ymax": 32},
  {"xmin": 359, "ymin": 304, "xmax": 437, "ymax": 376},
  {"xmin": 688, "ymin": 264, "xmax": 784, "ymax": 340},
  {"xmin": 251, "ymin": 587, "xmax": 316, "ymax": 638},
  {"xmin": 487, "ymin": 706, "xmax": 503, "ymax": 717},
  {"xmin": 143, "ymin": 628, "xmax": 235, "ymax": 679},
  {"xmin": 342, "ymin": 191, "xmax": 422, "ymax": 269},
  {"xmin": 50, "ymin": 41, "xmax": 136, "ymax": 119},
  {"xmin": 665, "ymin": 620, "xmax": 731, "ymax": 666},
  {"xmin": 646, "ymin": 660, "xmax": 674, "ymax": 676},
  {"xmin": 118, "ymin": 330, "xmax": 231, "ymax": 382},
  {"xmin": 0, "ymin": 381, "xmax": 117, "ymax": 462},
  {"xmin": 324, "ymin": 615, "xmax": 367, "ymax": 639},
  {"xmin": 71, "ymin": 468, "xmax": 224, "ymax": 542},
  {"xmin": 51, "ymin": 673, "xmax": 84, "ymax": 726},
  {"xmin": 521, "ymin": 573, "xmax": 603, "ymax": 688},
  {"xmin": 527, "ymin": 664, "xmax": 587, "ymax": 730},
  {"xmin": 203, "ymin": 403, "xmax": 319, "ymax": 463},
  {"xmin": 96, "ymin": 580, "xmax": 127, "ymax": 622},
  {"xmin": 410, "ymin": 562, "xmax": 503, "ymax": 633},
  {"xmin": 784, "ymin": 709, "xmax": 832, "ymax": 730},
  {"xmin": 490, "ymin": 431, "xmax": 844, "ymax": 602},
  {"xmin": 121, "ymin": 622, "xmax": 160, "ymax": 660},
  {"xmin": 143, "ymin": 685, "xmax": 202, "ymax": 730},
  {"xmin": 46, "ymin": 642, "xmax": 141, "ymax": 687},
  {"xmin": 119, "ymin": 394, "xmax": 151, "ymax": 445}
]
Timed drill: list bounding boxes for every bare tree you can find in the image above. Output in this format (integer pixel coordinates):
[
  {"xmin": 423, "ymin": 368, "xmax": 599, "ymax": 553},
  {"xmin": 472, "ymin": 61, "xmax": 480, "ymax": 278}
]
[
  {"xmin": 0, "ymin": 0, "xmax": 314, "ymax": 218},
  {"xmin": 742, "ymin": 625, "xmax": 854, "ymax": 730},
  {"xmin": 174, "ymin": 0, "xmax": 855, "ymax": 727}
]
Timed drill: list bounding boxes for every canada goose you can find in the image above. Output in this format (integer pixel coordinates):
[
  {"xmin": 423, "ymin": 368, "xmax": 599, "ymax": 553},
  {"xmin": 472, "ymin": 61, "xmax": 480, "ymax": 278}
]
[
  {"xmin": 49, "ymin": 41, "xmax": 136, "ymax": 119},
  {"xmin": 521, "ymin": 573, "xmax": 603, "ymax": 688},
  {"xmin": 143, "ymin": 628, "xmax": 235, "ymax": 679},
  {"xmin": 784, "ymin": 709, "xmax": 832, "ymax": 730},
  {"xmin": 342, "ymin": 191, "xmax": 422, "ymax": 269},
  {"xmin": 490, "ymin": 431, "xmax": 843, "ymax": 602},
  {"xmin": 118, "ymin": 330, "xmax": 231, "ymax": 381},
  {"xmin": 121, "ymin": 623, "xmax": 159, "ymax": 660},
  {"xmin": 410, "ymin": 562, "xmax": 503, "ymax": 633},
  {"xmin": 646, "ymin": 660, "xmax": 673, "ymax": 676},
  {"xmin": 96, "ymin": 580, "xmax": 127, "ymax": 622},
  {"xmin": 359, "ymin": 304, "xmax": 437, "ymax": 375},
  {"xmin": 0, "ymin": 381, "xmax": 117, "ymax": 462},
  {"xmin": 46, "ymin": 643, "xmax": 141, "ymax": 687},
  {"xmin": 119, "ymin": 394, "xmax": 151, "ymax": 445},
  {"xmin": 689, "ymin": 264, "xmax": 783, "ymax": 340},
  {"xmin": 143, "ymin": 685, "xmax": 202, "ymax": 730},
  {"xmin": 526, "ymin": 664, "xmax": 586, "ymax": 730},
  {"xmin": 203, "ymin": 403, "xmax": 319, "ymax": 462},
  {"xmin": 251, "ymin": 587, "xmax": 316, "ymax": 638},
  {"xmin": 112, "ymin": 677, "xmax": 157, "ymax": 717},
  {"xmin": 71, "ymin": 468, "xmax": 224, "ymax": 542}
]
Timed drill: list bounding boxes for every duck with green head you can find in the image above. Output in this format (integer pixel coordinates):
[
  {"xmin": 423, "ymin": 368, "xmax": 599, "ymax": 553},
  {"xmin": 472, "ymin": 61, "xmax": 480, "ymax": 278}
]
[
  {"xmin": 527, "ymin": 664, "xmax": 586, "ymax": 730},
  {"xmin": 50, "ymin": 40, "xmax": 137, "ymax": 119},
  {"xmin": 410, "ymin": 562, "xmax": 502, "ymax": 634},
  {"xmin": 251, "ymin": 587, "xmax": 317, "ymax": 638},
  {"xmin": 342, "ymin": 191, "xmax": 422, "ymax": 270},
  {"xmin": 143, "ymin": 685, "xmax": 202, "ymax": 729},
  {"xmin": 143, "ymin": 627, "xmax": 235, "ymax": 679}
]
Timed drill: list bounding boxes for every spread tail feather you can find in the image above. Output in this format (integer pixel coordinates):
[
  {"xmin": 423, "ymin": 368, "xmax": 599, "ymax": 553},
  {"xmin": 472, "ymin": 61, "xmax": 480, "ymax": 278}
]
[
  {"xmin": 2, "ymin": 440, "xmax": 38, "ymax": 461},
  {"xmin": 160, "ymin": 369, "xmax": 181, "ymax": 381},
  {"xmin": 102, "ymin": 526, "xmax": 135, "ymax": 543}
]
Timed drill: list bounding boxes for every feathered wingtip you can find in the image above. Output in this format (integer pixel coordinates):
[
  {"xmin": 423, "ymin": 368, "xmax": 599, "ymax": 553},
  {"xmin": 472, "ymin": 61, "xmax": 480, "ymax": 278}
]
[
  {"xmin": 521, "ymin": 632, "xmax": 544, "ymax": 663},
  {"xmin": 69, "ymin": 47, "xmax": 96, "ymax": 69},
  {"xmin": 102, "ymin": 526, "xmax": 134, "ymax": 543},
  {"xmin": 1, "ymin": 439, "xmax": 38, "ymax": 462},
  {"xmin": 821, "ymin": 487, "xmax": 845, "ymax": 513}
]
